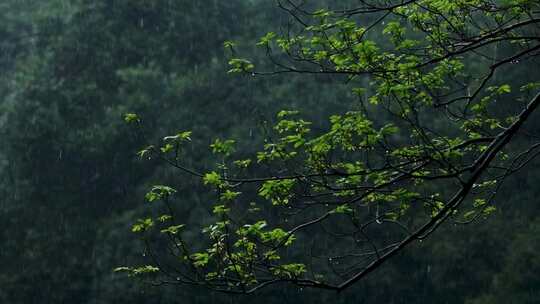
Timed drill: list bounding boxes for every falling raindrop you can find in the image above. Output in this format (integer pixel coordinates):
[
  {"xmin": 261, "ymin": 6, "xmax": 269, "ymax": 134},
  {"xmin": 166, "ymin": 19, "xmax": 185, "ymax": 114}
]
[{"xmin": 375, "ymin": 203, "xmax": 383, "ymax": 224}]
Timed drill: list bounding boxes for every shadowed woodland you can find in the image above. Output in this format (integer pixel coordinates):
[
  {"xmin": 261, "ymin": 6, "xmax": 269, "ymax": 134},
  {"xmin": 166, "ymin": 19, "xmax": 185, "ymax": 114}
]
[{"xmin": 1, "ymin": 0, "xmax": 540, "ymax": 303}]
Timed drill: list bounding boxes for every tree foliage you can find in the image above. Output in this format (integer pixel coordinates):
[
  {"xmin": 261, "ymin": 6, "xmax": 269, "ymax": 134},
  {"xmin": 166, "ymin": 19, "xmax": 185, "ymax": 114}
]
[{"xmin": 122, "ymin": 0, "xmax": 540, "ymax": 294}]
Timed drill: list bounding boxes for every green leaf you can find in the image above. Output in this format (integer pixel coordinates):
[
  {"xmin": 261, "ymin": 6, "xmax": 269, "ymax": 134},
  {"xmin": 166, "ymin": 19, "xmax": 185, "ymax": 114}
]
[
  {"xmin": 258, "ymin": 179, "xmax": 295, "ymax": 205},
  {"xmin": 114, "ymin": 265, "xmax": 159, "ymax": 277},
  {"xmin": 220, "ymin": 190, "xmax": 241, "ymax": 201},
  {"xmin": 233, "ymin": 159, "xmax": 252, "ymax": 168},
  {"xmin": 145, "ymin": 185, "xmax": 177, "ymax": 202},
  {"xmin": 228, "ymin": 58, "xmax": 254, "ymax": 73},
  {"xmin": 210, "ymin": 138, "xmax": 236, "ymax": 156},
  {"xmin": 160, "ymin": 143, "xmax": 174, "ymax": 153},
  {"xmin": 163, "ymin": 131, "xmax": 192, "ymax": 143},
  {"xmin": 157, "ymin": 214, "xmax": 172, "ymax": 222},
  {"xmin": 132, "ymin": 218, "xmax": 154, "ymax": 233},
  {"xmin": 277, "ymin": 110, "xmax": 300, "ymax": 119},
  {"xmin": 212, "ymin": 204, "xmax": 230, "ymax": 215},
  {"xmin": 191, "ymin": 253, "xmax": 210, "ymax": 267},
  {"xmin": 203, "ymin": 171, "xmax": 222, "ymax": 187},
  {"xmin": 124, "ymin": 113, "xmax": 139, "ymax": 123},
  {"xmin": 223, "ymin": 40, "xmax": 236, "ymax": 49},
  {"xmin": 331, "ymin": 204, "xmax": 353, "ymax": 214},
  {"xmin": 137, "ymin": 145, "xmax": 154, "ymax": 159},
  {"xmin": 497, "ymin": 84, "xmax": 511, "ymax": 94},
  {"xmin": 271, "ymin": 263, "xmax": 306, "ymax": 278},
  {"xmin": 256, "ymin": 32, "xmax": 276, "ymax": 46},
  {"xmin": 160, "ymin": 224, "xmax": 185, "ymax": 235}
]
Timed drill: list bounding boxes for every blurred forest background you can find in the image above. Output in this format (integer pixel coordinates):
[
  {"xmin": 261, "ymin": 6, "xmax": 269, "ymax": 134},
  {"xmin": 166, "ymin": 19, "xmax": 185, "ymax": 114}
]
[{"xmin": 1, "ymin": 0, "xmax": 539, "ymax": 303}]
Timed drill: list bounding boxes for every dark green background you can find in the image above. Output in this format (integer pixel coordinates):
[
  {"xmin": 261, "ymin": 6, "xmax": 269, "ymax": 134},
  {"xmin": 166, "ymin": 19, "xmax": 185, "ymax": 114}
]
[{"xmin": 1, "ymin": 1, "xmax": 539, "ymax": 303}]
